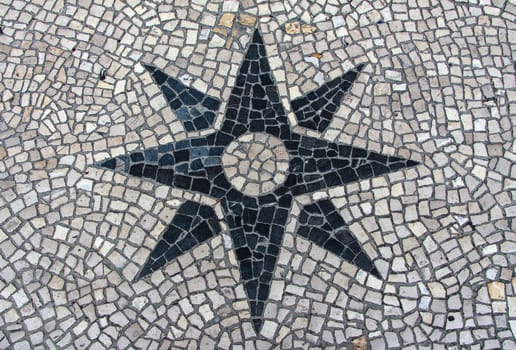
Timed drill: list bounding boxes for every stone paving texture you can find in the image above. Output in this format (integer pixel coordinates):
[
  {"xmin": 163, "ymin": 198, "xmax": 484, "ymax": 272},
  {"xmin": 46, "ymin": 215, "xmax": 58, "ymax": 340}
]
[{"xmin": 0, "ymin": 0, "xmax": 515, "ymax": 349}]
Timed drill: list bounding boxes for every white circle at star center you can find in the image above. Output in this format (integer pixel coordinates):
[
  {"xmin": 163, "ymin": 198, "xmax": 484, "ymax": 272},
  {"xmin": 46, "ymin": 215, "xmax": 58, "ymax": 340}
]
[{"xmin": 222, "ymin": 133, "xmax": 289, "ymax": 197}]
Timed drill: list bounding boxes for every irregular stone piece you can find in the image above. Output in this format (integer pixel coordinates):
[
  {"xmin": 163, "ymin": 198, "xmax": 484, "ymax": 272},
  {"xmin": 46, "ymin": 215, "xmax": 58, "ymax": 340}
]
[
  {"xmin": 239, "ymin": 14, "xmax": 256, "ymax": 27},
  {"xmin": 488, "ymin": 281, "xmax": 506, "ymax": 300},
  {"xmin": 352, "ymin": 335, "xmax": 368, "ymax": 350},
  {"xmin": 285, "ymin": 21, "xmax": 301, "ymax": 34},
  {"xmin": 301, "ymin": 24, "xmax": 317, "ymax": 34},
  {"xmin": 219, "ymin": 13, "xmax": 235, "ymax": 28}
]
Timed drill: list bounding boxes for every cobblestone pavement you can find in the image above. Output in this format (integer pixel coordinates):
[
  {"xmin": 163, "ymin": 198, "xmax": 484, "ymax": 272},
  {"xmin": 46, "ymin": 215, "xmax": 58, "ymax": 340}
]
[{"xmin": 0, "ymin": 0, "xmax": 515, "ymax": 349}]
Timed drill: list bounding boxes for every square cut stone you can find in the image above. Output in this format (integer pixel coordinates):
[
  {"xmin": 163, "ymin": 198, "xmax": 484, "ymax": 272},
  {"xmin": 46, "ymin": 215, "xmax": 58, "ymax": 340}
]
[{"xmin": 488, "ymin": 281, "xmax": 505, "ymax": 300}]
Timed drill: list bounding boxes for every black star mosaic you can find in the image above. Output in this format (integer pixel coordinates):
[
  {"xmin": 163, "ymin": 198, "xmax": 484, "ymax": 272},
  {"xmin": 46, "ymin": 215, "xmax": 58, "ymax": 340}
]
[
  {"xmin": 98, "ymin": 29, "xmax": 419, "ymax": 332},
  {"xmin": 291, "ymin": 64, "xmax": 364, "ymax": 133}
]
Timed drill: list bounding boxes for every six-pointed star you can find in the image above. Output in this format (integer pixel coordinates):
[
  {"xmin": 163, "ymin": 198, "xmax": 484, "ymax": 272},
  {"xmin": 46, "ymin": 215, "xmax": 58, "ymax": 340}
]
[{"xmin": 98, "ymin": 30, "xmax": 418, "ymax": 332}]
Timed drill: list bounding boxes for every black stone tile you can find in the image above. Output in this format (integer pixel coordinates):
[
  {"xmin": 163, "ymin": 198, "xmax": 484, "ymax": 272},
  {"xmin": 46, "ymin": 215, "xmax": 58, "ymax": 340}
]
[
  {"xmin": 130, "ymin": 152, "xmax": 144, "ymax": 162},
  {"xmin": 129, "ymin": 163, "xmax": 143, "ymax": 177},
  {"xmin": 101, "ymin": 158, "xmax": 116, "ymax": 169}
]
